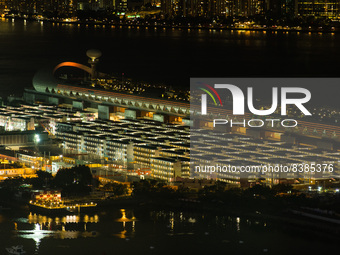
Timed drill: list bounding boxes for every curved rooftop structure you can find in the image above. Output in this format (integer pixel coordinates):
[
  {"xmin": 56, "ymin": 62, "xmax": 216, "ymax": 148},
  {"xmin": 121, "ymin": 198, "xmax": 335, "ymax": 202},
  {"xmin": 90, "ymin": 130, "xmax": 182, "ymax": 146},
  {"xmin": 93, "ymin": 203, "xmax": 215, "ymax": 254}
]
[
  {"xmin": 33, "ymin": 60, "xmax": 107, "ymax": 93},
  {"xmin": 53, "ymin": 62, "xmax": 93, "ymax": 75},
  {"xmin": 32, "ymin": 67, "xmax": 59, "ymax": 93}
]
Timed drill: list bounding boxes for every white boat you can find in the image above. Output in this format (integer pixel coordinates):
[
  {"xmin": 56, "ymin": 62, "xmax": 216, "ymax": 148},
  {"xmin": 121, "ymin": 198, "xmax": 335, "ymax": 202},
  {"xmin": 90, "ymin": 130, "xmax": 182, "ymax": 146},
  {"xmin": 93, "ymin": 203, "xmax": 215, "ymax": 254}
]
[{"xmin": 5, "ymin": 245, "xmax": 26, "ymax": 255}]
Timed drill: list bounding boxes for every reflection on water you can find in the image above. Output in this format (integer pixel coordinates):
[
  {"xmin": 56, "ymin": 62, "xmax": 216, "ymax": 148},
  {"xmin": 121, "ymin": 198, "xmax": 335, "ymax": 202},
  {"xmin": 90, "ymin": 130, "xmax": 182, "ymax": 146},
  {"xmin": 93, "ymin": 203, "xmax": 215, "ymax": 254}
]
[
  {"xmin": 115, "ymin": 209, "xmax": 136, "ymax": 223},
  {"xmin": 13, "ymin": 209, "xmax": 261, "ymax": 251},
  {"xmin": 114, "ymin": 209, "xmax": 137, "ymax": 239},
  {"xmin": 3, "ymin": 208, "xmax": 336, "ymax": 255},
  {"xmin": 10, "ymin": 209, "xmax": 142, "ymax": 253},
  {"xmin": 14, "ymin": 212, "xmax": 100, "ymax": 254}
]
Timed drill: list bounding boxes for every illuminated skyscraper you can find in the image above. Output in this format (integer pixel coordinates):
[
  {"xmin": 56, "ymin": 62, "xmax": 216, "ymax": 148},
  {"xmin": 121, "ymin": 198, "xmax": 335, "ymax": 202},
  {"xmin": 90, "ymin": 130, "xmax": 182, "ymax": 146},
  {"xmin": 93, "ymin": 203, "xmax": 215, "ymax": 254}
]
[
  {"xmin": 5, "ymin": 0, "xmax": 77, "ymax": 15},
  {"xmin": 160, "ymin": 0, "xmax": 268, "ymax": 18},
  {"xmin": 116, "ymin": 0, "xmax": 128, "ymax": 11},
  {"xmin": 281, "ymin": 0, "xmax": 298, "ymax": 18},
  {"xmin": 298, "ymin": 0, "xmax": 340, "ymax": 18}
]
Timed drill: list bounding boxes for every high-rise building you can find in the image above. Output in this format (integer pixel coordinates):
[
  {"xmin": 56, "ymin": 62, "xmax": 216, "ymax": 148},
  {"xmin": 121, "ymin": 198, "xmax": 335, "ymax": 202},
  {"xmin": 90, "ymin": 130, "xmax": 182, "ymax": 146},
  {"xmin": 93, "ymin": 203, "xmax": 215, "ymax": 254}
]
[
  {"xmin": 103, "ymin": 0, "xmax": 116, "ymax": 9},
  {"xmin": 231, "ymin": 0, "xmax": 268, "ymax": 16},
  {"xmin": 5, "ymin": 0, "xmax": 77, "ymax": 15},
  {"xmin": 298, "ymin": 0, "xmax": 340, "ymax": 18},
  {"xmin": 281, "ymin": 0, "xmax": 298, "ymax": 18},
  {"xmin": 76, "ymin": 0, "xmax": 116, "ymax": 10},
  {"xmin": 161, "ymin": 0, "xmax": 211, "ymax": 17},
  {"xmin": 160, "ymin": 0, "xmax": 171, "ymax": 16},
  {"xmin": 160, "ymin": 0, "xmax": 268, "ymax": 18},
  {"xmin": 115, "ymin": 0, "xmax": 128, "ymax": 11}
]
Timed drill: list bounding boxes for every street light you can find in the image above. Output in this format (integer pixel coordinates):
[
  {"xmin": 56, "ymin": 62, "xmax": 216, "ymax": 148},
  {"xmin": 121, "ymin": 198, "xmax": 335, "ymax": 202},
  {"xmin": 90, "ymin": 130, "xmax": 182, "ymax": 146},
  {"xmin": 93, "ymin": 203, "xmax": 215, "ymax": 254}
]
[{"xmin": 34, "ymin": 134, "xmax": 40, "ymax": 143}]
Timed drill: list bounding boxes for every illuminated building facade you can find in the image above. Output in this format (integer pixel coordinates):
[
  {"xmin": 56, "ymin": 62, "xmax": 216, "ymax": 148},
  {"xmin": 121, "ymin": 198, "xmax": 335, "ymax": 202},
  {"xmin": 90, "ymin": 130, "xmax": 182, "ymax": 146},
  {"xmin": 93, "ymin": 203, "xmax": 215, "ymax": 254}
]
[
  {"xmin": 160, "ymin": 0, "xmax": 226, "ymax": 17},
  {"xmin": 4, "ymin": 0, "xmax": 117, "ymax": 15},
  {"xmin": 6, "ymin": 59, "xmax": 336, "ymax": 185},
  {"xmin": 279, "ymin": 0, "xmax": 298, "ymax": 18},
  {"xmin": 4, "ymin": 0, "xmax": 77, "ymax": 16},
  {"xmin": 2, "ymin": 0, "xmax": 339, "ymax": 17},
  {"xmin": 116, "ymin": 0, "xmax": 128, "ymax": 11},
  {"xmin": 160, "ymin": 0, "xmax": 269, "ymax": 17},
  {"xmin": 151, "ymin": 157, "xmax": 190, "ymax": 182},
  {"xmin": 0, "ymin": 99, "xmax": 338, "ymax": 186},
  {"xmin": 0, "ymin": 167, "xmax": 35, "ymax": 180},
  {"xmin": 159, "ymin": 0, "xmax": 340, "ymax": 18},
  {"xmin": 32, "ymin": 190, "xmax": 62, "ymax": 203},
  {"xmin": 298, "ymin": 0, "xmax": 340, "ymax": 18}
]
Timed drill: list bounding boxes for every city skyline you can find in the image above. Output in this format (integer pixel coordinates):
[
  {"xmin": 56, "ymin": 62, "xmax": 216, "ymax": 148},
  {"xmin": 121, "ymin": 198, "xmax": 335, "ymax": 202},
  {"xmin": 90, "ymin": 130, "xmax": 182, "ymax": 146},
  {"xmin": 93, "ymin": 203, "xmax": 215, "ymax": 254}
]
[{"xmin": 1, "ymin": 0, "xmax": 340, "ymax": 19}]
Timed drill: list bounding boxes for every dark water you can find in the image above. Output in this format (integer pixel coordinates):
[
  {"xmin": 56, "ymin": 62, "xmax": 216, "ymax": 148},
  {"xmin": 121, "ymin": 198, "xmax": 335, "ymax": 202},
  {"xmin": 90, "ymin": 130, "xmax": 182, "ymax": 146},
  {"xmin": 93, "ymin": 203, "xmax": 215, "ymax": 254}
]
[
  {"xmin": 0, "ymin": 19, "xmax": 340, "ymax": 99},
  {"xmin": 0, "ymin": 208, "xmax": 338, "ymax": 255}
]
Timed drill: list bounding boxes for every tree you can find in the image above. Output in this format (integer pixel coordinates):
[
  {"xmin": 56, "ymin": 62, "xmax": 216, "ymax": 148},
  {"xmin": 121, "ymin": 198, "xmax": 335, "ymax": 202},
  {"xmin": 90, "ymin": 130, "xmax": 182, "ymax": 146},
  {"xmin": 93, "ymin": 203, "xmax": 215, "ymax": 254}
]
[
  {"xmin": 103, "ymin": 182, "xmax": 129, "ymax": 196},
  {"xmin": 53, "ymin": 165, "xmax": 93, "ymax": 196},
  {"xmin": 244, "ymin": 184, "xmax": 275, "ymax": 198},
  {"xmin": 272, "ymin": 183, "xmax": 293, "ymax": 194},
  {"xmin": 0, "ymin": 176, "xmax": 25, "ymax": 200},
  {"xmin": 29, "ymin": 170, "xmax": 53, "ymax": 189}
]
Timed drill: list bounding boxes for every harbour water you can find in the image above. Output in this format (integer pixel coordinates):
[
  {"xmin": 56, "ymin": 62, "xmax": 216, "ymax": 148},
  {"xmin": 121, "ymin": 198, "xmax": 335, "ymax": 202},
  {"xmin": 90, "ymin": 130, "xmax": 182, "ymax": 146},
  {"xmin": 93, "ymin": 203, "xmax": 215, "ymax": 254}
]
[
  {"xmin": 0, "ymin": 207, "xmax": 338, "ymax": 255},
  {"xmin": 0, "ymin": 19, "xmax": 340, "ymax": 105}
]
